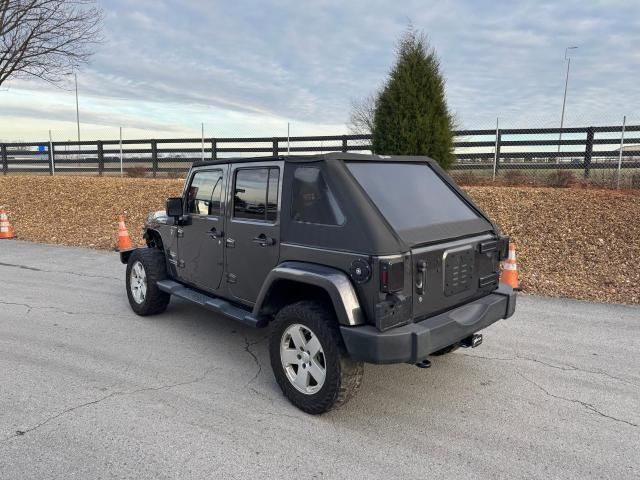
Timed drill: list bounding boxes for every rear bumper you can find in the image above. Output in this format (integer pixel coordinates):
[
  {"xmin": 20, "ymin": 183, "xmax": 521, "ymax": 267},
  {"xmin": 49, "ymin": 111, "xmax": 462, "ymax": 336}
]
[{"xmin": 340, "ymin": 284, "xmax": 516, "ymax": 364}]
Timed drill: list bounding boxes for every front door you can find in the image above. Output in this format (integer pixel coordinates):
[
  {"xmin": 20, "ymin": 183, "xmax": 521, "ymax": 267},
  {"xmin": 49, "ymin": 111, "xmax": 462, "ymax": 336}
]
[
  {"xmin": 178, "ymin": 167, "xmax": 228, "ymax": 292},
  {"xmin": 225, "ymin": 163, "xmax": 282, "ymax": 304}
]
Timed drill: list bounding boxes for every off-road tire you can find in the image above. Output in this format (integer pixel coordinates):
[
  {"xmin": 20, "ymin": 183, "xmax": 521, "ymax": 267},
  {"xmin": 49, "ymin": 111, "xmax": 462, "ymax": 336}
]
[
  {"xmin": 269, "ymin": 301, "xmax": 363, "ymax": 414},
  {"xmin": 431, "ymin": 343, "xmax": 460, "ymax": 356},
  {"xmin": 126, "ymin": 248, "xmax": 170, "ymax": 316}
]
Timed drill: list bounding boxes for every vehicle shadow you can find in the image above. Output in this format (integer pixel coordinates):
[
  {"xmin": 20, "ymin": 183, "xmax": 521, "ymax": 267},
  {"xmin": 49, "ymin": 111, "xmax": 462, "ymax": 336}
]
[{"xmin": 156, "ymin": 298, "xmax": 495, "ymax": 423}]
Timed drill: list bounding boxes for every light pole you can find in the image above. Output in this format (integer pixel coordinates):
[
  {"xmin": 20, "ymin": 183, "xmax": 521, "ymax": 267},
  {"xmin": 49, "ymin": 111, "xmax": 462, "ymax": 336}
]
[{"xmin": 558, "ymin": 46, "xmax": 578, "ymax": 154}]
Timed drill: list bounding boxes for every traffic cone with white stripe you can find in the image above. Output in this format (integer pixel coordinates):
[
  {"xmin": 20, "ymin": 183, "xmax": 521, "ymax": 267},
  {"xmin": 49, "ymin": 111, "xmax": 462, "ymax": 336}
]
[
  {"xmin": 500, "ymin": 242, "xmax": 519, "ymax": 290},
  {"xmin": 117, "ymin": 215, "xmax": 133, "ymax": 251},
  {"xmin": 0, "ymin": 206, "xmax": 16, "ymax": 239}
]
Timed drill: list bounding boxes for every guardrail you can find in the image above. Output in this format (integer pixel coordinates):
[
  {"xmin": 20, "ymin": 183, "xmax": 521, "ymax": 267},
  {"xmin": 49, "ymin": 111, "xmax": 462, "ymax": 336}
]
[{"xmin": 2, "ymin": 125, "xmax": 639, "ymax": 177}]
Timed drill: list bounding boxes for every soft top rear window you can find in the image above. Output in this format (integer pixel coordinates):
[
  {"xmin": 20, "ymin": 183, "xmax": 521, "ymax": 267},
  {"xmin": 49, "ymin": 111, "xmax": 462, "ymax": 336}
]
[{"xmin": 346, "ymin": 162, "xmax": 479, "ymax": 232}]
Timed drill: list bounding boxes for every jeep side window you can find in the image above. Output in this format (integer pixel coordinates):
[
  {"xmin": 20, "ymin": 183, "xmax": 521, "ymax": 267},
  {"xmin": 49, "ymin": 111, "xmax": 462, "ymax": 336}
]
[
  {"xmin": 233, "ymin": 167, "xmax": 279, "ymax": 222},
  {"xmin": 291, "ymin": 166, "xmax": 345, "ymax": 226},
  {"xmin": 187, "ymin": 170, "xmax": 223, "ymax": 216}
]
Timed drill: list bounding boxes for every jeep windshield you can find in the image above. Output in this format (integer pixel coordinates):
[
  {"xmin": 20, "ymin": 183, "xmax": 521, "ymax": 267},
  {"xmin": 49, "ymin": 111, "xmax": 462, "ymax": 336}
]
[{"xmin": 346, "ymin": 162, "xmax": 493, "ymax": 245}]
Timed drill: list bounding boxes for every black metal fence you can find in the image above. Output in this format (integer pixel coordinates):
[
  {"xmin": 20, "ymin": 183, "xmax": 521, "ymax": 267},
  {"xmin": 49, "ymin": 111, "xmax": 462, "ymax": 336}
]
[{"xmin": 2, "ymin": 125, "xmax": 639, "ymax": 187}]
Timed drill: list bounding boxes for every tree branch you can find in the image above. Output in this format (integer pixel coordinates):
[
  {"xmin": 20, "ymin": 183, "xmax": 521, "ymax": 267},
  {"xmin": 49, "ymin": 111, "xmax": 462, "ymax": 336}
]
[{"xmin": 0, "ymin": 0, "xmax": 101, "ymax": 86}]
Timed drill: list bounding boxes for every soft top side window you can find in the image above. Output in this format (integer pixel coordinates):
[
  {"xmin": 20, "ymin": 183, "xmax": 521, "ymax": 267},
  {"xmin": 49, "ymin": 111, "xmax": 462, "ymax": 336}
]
[{"xmin": 291, "ymin": 166, "xmax": 345, "ymax": 226}]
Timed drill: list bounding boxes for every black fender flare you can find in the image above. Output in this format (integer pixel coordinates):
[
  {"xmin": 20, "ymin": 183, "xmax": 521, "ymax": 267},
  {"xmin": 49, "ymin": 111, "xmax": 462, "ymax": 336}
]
[
  {"xmin": 119, "ymin": 247, "xmax": 139, "ymax": 264},
  {"xmin": 253, "ymin": 261, "xmax": 365, "ymax": 326}
]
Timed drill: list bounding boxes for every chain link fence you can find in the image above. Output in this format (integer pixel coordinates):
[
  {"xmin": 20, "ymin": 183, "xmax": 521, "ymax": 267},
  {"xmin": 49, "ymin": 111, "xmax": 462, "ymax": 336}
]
[
  {"xmin": 449, "ymin": 118, "xmax": 639, "ymax": 189},
  {"xmin": 2, "ymin": 121, "xmax": 638, "ymax": 188}
]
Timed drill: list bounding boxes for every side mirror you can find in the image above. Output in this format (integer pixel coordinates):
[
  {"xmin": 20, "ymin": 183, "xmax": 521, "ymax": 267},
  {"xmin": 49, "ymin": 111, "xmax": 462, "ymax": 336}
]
[{"xmin": 166, "ymin": 197, "xmax": 183, "ymax": 218}]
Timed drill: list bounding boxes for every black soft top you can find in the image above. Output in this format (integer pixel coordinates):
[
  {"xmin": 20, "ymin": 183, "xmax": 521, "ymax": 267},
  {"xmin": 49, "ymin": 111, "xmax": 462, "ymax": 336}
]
[
  {"xmin": 192, "ymin": 152, "xmax": 448, "ymax": 167},
  {"xmin": 193, "ymin": 153, "xmax": 497, "ymax": 254}
]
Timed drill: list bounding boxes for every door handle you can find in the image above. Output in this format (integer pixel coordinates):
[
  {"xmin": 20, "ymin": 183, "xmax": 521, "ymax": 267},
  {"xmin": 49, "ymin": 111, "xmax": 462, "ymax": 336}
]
[
  {"xmin": 252, "ymin": 233, "xmax": 276, "ymax": 247},
  {"xmin": 207, "ymin": 227, "xmax": 223, "ymax": 239},
  {"xmin": 416, "ymin": 260, "xmax": 426, "ymax": 295}
]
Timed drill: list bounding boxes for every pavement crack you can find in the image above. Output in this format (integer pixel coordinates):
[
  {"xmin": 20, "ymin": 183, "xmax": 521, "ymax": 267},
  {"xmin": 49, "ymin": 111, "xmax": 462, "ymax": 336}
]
[
  {"xmin": 518, "ymin": 373, "xmax": 638, "ymax": 428},
  {"xmin": 463, "ymin": 353, "xmax": 515, "ymax": 362},
  {"xmin": 243, "ymin": 335, "xmax": 268, "ymax": 387},
  {"xmin": 464, "ymin": 353, "xmax": 640, "ymax": 388},
  {"xmin": 0, "ymin": 300, "xmax": 33, "ymax": 313},
  {"xmin": 4, "ymin": 391, "xmax": 122, "ymax": 441},
  {"xmin": 3, "ymin": 367, "xmax": 217, "ymax": 442},
  {"xmin": 0, "ymin": 261, "xmax": 119, "ymax": 281},
  {"xmin": 0, "ymin": 300, "xmax": 122, "ymax": 318}
]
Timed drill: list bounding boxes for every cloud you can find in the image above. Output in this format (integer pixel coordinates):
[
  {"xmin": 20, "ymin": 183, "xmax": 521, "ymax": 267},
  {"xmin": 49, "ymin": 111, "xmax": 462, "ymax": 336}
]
[{"xmin": 1, "ymin": 0, "xmax": 638, "ymax": 140}]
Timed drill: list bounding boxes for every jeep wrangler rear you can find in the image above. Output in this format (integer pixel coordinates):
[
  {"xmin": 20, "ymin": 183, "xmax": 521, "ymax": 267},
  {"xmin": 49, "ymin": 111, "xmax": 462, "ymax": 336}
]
[{"xmin": 121, "ymin": 153, "xmax": 516, "ymax": 414}]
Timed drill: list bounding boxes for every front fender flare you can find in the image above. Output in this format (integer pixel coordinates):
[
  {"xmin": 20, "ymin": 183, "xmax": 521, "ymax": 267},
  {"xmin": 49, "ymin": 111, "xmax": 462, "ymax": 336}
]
[{"xmin": 253, "ymin": 262, "xmax": 365, "ymax": 326}]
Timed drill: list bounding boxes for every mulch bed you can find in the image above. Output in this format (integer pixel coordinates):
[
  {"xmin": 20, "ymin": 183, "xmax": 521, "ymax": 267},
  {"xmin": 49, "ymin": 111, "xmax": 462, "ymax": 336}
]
[{"xmin": 1, "ymin": 176, "xmax": 638, "ymax": 305}]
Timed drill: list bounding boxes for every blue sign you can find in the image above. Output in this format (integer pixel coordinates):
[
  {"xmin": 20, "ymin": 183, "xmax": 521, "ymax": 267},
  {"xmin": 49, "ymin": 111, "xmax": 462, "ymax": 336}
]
[{"xmin": 38, "ymin": 145, "xmax": 46, "ymax": 152}]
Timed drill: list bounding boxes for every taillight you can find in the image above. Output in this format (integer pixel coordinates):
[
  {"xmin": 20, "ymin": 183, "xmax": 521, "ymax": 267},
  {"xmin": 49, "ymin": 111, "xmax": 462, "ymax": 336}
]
[{"xmin": 380, "ymin": 259, "xmax": 404, "ymax": 293}]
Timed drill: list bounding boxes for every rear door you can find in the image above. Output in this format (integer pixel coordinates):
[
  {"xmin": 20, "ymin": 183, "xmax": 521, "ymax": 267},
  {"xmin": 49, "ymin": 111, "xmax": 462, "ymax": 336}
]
[
  {"xmin": 346, "ymin": 161, "xmax": 499, "ymax": 320},
  {"xmin": 177, "ymin": 167, "xmax": 228, "ymax": 292},
  {"xmin": 411, "ymin": 234, "xmax": 500, "ymax": 321},
  {"xmin": 225, "ymin": 162, "xmax": 282, "ymax": 305}
]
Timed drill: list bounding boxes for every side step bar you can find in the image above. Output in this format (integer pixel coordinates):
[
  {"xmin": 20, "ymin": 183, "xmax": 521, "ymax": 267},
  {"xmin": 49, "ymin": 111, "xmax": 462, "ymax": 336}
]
[{"xmin": 157, "ymin": 280, "xmax": 265, "ymax": 328}]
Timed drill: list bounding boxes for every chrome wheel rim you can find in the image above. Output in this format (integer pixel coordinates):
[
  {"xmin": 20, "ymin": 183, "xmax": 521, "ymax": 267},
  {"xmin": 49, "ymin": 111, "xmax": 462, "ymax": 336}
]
[
  {"xmin": 130, "ymin": 261, "xmax": 147, "ymax": 304},
  {"xmin": 280, "ymin": 323, "xmax": 326, "ymax": 395}
]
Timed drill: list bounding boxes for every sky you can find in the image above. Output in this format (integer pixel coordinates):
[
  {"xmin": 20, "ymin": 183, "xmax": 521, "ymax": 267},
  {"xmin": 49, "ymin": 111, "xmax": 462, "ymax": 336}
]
[{"xmin": 1, "ymin": 0, "xmax": 639, "ymax": 142}]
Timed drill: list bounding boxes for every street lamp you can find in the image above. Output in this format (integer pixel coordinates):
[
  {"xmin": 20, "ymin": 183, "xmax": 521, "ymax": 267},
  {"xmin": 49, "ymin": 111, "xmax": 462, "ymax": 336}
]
[{"xmin": 558, "ymin": 46, "xmax": 578, "ymax": 154}]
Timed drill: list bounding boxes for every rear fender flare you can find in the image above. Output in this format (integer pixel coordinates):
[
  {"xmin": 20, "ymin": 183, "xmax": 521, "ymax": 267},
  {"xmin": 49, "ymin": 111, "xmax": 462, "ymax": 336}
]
[{"xmin": 253, "ymin": 262, "xmax": 365, "ymax": 326}]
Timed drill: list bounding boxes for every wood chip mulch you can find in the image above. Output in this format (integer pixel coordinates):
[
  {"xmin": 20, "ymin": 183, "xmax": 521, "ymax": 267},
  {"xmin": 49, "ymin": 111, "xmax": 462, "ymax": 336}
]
[{"xmin": 1, "ymin": 176, "xmax": 638, "ymax": 305}]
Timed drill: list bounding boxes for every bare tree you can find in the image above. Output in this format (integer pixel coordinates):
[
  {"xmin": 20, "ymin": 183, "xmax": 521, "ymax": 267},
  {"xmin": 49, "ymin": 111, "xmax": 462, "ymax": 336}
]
[
  {"xmin": 0, "ymin": 0, "xmax": 101, "ymax": 87},
  {"xmin": 347, "ymin": 93, "xmax": 377, "ymax": 135}
]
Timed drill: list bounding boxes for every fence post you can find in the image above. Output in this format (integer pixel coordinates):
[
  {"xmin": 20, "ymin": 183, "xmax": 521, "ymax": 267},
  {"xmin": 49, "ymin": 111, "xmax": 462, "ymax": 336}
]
[
  {"xmin": 1, "ymin": 144, "xmax": 7, "ymax": 175},
  {"xmin": 494, "ymin": 131, "xmax": 502, "ymax": 177},
  {"xmin": 272, "ymin": 138, "xmax": 279, "ymax": 157},
  {"xmin": 47, "ymin": 144, "xmax": 54, "ymax": 176},
  {"xmin": 48, "ymin": 131, "xmax": 55, "ymax": 176},
  {"xmin": 342, "ymin": 135, "xmax": 348, "ymax": 152},
  {"xmin": 616, "ymin": 116, "xmax": 626, "ymax": 189},
  {"xmin": 97, "ymin": 140, "xmax": 104, "ymax": 176},
  {"xmin": 492, "ymin": 118, "xmax": 500, "ymax": 181},
  {"xmin": 151, "ymin": 140, "xmax": 158, "ymax": 177},
  {"xmin": 584, "ymin": 126, "xmax": 594, "ymax": 178},
  {"xmin": 211, "ymin": 139, "xmax": 217, "ymax": 160}
]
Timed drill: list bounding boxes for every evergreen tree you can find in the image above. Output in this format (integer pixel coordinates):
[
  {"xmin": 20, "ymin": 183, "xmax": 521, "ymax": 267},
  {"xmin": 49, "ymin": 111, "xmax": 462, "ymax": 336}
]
[{"xmin": 372, "ymin": 29, "xmax": 455, "ymax": 169}]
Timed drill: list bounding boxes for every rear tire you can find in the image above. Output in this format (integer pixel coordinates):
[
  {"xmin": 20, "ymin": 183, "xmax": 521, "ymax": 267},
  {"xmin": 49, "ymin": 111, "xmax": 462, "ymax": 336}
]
[
  {"xmin": 126, "ymin": 248, "xmax": 170, "ymax": 316},
  {"xmin": 269, "ymin": 301, "xmax": 363, "ymax": 414}
]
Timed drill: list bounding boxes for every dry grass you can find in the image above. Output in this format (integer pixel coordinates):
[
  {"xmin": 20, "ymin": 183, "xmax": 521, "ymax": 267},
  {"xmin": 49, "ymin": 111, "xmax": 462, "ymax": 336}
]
[{"xmin": 1, "ymin": 176, "xmax": 638, "ymax": 305}]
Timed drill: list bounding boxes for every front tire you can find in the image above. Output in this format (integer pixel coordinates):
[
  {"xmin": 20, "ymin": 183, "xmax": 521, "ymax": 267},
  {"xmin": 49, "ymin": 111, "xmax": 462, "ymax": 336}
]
[
  {"xmin": 125, "ymin": 249, "xmax": 170, "ymax": 316},
  {"xmin": 269, "ymin": 301, "xmax": 363, "ymax": 414}
]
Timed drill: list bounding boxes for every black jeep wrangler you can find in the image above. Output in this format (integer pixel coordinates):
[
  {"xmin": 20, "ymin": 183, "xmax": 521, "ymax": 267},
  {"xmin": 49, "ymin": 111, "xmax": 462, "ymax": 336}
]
[{"xmin": 121, "ymin": 153, "xmax": 515, "ymax": 414}]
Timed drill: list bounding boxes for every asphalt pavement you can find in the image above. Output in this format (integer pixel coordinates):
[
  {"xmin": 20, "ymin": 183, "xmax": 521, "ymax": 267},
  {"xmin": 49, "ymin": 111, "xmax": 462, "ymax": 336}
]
[{"xmin": 0, "ymin": 241, "xmax": 638, "ymax": 479}]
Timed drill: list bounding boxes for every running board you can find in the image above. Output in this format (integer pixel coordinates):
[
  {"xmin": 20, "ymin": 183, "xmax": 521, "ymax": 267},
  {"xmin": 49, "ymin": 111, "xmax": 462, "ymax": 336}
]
[{"xmin": 156, "ymin": 279, "xmax": 264, "ymax": 328}]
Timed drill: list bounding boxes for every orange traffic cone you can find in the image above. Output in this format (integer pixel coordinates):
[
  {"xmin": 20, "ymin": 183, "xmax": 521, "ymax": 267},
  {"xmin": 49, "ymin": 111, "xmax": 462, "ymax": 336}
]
[
  {"xmin": 0, "ymin": 206, "xmax": 16, "ymax": 239},
  {"xmin": 117, "ymin": 215, "xmax": 133, "ymax": 251},
  {"xmin": 500, "ymin": 242, "xmax": 519, "ymax": 290}
]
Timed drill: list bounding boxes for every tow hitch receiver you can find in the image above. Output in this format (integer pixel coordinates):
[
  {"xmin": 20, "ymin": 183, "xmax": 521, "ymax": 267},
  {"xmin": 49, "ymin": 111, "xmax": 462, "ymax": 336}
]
[{"xmin": 461, "ymin": 334, "xmax": 483, "ymax": 349}]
